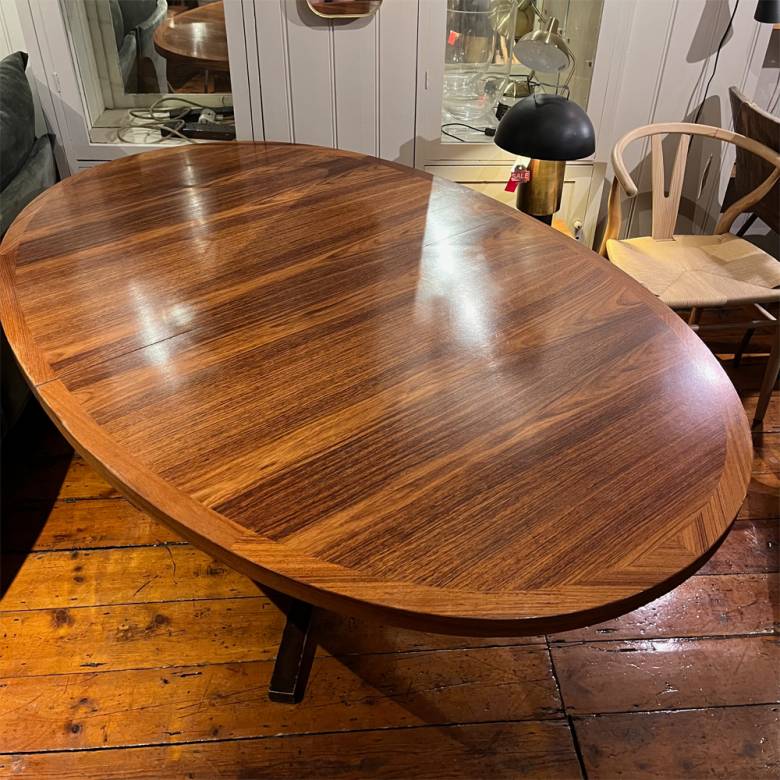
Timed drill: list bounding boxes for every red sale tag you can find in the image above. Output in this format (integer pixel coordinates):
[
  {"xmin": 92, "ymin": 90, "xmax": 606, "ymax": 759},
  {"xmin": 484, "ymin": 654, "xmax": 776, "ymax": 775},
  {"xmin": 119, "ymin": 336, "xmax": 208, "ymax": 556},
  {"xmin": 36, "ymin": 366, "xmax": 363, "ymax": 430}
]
[
  {"xmin": 447, "ymin": 30, "xmax": 459, "ymax": 46},
  {"xmin": 505, "ymin": 167, "xmax": 531, "ymax": 192}
]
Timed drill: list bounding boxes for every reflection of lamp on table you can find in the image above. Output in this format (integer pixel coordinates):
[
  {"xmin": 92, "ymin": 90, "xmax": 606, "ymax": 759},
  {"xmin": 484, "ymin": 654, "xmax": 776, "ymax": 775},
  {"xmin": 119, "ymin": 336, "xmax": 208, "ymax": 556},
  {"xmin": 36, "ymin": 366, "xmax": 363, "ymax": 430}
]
[{"xmin": 494, "ymin": 2, "xmax": 594, "ymax": 226}]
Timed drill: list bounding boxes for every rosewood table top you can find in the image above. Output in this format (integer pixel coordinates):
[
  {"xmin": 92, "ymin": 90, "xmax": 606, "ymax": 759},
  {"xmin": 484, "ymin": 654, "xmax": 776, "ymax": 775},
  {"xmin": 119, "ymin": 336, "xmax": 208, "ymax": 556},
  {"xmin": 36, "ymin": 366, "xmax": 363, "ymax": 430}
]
[{"xmin": 0, "ymin": 143, "xmax": 751, "ymax": 636}]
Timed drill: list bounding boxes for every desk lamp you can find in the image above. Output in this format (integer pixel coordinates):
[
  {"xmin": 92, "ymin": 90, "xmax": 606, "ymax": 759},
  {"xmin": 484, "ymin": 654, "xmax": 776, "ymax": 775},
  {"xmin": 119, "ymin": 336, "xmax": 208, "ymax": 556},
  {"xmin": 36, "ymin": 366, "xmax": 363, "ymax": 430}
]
[
  {"xmin": 494, "ymin": 1, "xmax": 594, "ymax": 225},
  {"xmin": 514, "ymin": 1, "xmax": 576, "ymax": 90},
  {"xmin": 494, "ymin": 93, "xmax": 594, "ymax": 224}
]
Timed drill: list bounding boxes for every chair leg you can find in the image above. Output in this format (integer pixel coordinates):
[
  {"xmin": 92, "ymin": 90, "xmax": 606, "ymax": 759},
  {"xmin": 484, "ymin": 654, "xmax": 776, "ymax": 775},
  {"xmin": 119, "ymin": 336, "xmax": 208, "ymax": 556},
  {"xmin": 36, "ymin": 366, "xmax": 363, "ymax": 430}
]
[
  {"xmin": 688, "ymin": 307, "xmax": 702, "ymax": 326},
  {"xmin": 734, "ymin": 328, "xmax": 755, "ymax": 368},
  {"xmin": 753, "ymin": 324, "xmax": 780, "ymax": 428}
]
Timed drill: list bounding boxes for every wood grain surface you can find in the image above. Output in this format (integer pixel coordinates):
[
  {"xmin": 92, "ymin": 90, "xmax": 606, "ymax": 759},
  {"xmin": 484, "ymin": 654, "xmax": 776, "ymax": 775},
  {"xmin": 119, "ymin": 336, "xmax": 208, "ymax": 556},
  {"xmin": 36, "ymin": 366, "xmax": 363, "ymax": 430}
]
[
  {"xmin": 153, "ymin": 1, "xmax": 228, "ymax": 72},
  {"xmin": 552, "ymin": 635, "xmax": 779, "ymax": 713},
  {"xmin": 576, "ymin": 706, "xmax": 779, "ymax": 778},
  {"xmin": 0, "ymin": 142, "xmax": 752, "ymax": 635},
  {"xmin": 0, "ymin": 721, "xmax": 582, "ymax": 779},
  {"xmin": 0, "ymin": 646, "xmax": 559, "ymax": 753}
]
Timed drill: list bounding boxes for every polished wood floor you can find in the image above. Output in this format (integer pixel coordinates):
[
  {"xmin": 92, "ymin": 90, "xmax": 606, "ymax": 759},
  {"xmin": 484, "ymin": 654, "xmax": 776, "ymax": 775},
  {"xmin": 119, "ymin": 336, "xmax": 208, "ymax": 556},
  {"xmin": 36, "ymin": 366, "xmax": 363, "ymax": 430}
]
[{"xmin": 1, "ymin": 330, "xmax": 778, "ymax": 778}]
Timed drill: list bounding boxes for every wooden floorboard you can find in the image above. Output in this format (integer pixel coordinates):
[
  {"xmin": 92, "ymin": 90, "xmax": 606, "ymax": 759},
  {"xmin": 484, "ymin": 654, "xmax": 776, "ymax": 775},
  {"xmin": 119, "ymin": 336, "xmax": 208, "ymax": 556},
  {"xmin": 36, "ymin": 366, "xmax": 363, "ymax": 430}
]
[
  {"xmin": 697, "ymin": 518, "xmax": 778, "ymax": 575},
  {"xmin": 0, "ymin": 646, "xmax": 560, "ymax": 753},
  {"xmin": 1, "ymin": 545, "xmax": 257, "ymax": 610},
  {"xmin": 0, "ymin": 721, "xmax": 582, "ymax": 779},
  {"xmin": 575, "ymin": 705, "xmax": 779, "ymax": 779},
  {"xmin": 0, "ymin": 599, "xmax": 542, "ymax": 680},
  {"xmin": 1, "ymin": 356, "xmax": 777, "ymax": 777},
  {"xmin": 3, "ymin": 498, "xmax": 182, "ymax": 552},
  {"xmin": 551, "ymin": 635, "xmax": 779, "ymax": 714},
  {"xmin": 550, "ymin": 572, "xmax": 777, "ymax": 642}
]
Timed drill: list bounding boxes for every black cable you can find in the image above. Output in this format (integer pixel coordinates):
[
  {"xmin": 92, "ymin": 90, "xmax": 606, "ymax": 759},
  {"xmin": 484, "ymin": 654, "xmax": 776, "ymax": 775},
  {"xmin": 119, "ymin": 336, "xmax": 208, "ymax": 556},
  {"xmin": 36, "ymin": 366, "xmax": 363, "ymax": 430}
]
[
  {"xmin": 440, "ymin": 122, "xmax": 496, "ymax": 142},
  {"xmin": 441, "ymin": 128, "xmax": 467, "ymax": 142},
  {"xmin": 693, "ymin": 0, "xmax": 740, "ymax": 123},
  {"xmin": 442, "ymin": 122, "xmax": 488, "ymax": 132}
]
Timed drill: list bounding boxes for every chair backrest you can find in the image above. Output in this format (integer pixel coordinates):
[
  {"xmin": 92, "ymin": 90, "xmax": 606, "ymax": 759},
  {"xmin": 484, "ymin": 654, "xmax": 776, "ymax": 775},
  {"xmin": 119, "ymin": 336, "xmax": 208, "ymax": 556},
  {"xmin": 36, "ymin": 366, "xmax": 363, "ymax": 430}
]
[
  {"xmin": 599, "ymin": 122, "xmax": 780, "ymax": 255},
  {"xmin": 727, "ymin": 86, "xmax": 779, "ymax": 232}
]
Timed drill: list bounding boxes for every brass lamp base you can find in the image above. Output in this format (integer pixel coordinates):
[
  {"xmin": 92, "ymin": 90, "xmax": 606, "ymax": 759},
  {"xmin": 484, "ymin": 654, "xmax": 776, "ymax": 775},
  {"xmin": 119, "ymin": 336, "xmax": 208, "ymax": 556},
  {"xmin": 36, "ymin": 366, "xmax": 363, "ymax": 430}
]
[{"xmin": 516, "ymin": 159, "xmax": 565, "ymax": 225}]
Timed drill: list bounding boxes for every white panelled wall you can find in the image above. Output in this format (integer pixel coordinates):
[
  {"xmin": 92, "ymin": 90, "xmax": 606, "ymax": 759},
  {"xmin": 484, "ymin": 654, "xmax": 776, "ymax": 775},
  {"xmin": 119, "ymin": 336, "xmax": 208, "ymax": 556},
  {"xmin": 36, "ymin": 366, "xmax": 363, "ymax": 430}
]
[
  {"xmin": 0, "ymin": 1, "xmax": 21, "ymax": 59},
  {"xmin": 0, "ymin": 0, "xmax": 47, "ymax": 136},
  {"xmin": 253, "ymin": 0, "xmax": 419, "ymax": 166}
]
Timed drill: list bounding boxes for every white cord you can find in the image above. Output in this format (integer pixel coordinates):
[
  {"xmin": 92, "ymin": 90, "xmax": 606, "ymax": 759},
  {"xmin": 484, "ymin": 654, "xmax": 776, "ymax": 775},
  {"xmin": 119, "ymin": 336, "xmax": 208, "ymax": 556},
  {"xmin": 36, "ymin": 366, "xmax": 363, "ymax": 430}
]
[
  {"xmin": 116, "ymin": 121, "xmax": 192, "ymax": 144},
  {"xmin": 117, "ymin": 96, "xmax": 231, "ymax": 144}
]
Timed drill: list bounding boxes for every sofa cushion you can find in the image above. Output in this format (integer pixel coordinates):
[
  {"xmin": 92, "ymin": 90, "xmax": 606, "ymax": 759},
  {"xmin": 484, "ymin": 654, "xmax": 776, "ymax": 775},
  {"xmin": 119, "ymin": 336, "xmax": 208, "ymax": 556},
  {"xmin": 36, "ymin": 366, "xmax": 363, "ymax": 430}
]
[
  {"xmin": 0, "ymin": 134, "xmax": 56, "ymax": 238},
  {"xmin": 0, "ymin": 52, "xmax": 35, "ymax": 192}
]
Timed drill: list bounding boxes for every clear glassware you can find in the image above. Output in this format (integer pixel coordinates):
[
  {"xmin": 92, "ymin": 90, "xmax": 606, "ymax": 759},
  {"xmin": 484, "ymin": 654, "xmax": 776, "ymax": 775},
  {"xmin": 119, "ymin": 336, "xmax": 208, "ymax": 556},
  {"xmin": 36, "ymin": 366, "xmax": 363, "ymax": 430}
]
[{"xmin": 443, "ymin": 0, "xmax": 517, "ymax": 123}]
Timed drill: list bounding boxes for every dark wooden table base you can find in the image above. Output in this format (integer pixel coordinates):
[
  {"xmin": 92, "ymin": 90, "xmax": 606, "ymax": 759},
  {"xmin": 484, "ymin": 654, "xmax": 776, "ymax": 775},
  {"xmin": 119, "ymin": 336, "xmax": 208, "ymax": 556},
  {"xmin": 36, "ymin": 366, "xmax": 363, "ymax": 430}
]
[{"xmin": 260, "ymin": 586, "xmax": 317, "ymax": 704}]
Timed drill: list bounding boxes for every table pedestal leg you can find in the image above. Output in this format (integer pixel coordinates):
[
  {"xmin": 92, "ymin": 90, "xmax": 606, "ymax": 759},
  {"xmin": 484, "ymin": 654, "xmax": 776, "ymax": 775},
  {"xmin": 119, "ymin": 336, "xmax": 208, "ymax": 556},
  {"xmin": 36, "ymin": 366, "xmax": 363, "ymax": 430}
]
[{"xmin": 259, "ymin": 586, "xmax": 317, "ymax": 703}]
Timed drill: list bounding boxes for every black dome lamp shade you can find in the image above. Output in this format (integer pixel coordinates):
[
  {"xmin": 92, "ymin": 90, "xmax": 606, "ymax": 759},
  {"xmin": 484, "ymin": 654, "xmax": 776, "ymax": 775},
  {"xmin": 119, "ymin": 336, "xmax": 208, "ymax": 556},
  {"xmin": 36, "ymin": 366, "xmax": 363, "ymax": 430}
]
[
  {"xmin": 494, "ymin": 94, "xmax": 595, "ymax": 225},
  {"xmin": 754, "ymin": 0, "xmax": 780, "ymax": 23},
  {"xmin": 494, "ymin": 93, "xmax": 595, "ymax": 160}
]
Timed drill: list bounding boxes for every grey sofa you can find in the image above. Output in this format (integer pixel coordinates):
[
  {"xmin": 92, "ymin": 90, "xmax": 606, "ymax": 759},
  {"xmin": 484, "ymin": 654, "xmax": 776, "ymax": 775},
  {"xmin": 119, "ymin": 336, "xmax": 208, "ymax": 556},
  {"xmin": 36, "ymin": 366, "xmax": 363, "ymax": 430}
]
[{"xmin": 0, "ymin": 51, "xmax": 58, "ymax": 437}]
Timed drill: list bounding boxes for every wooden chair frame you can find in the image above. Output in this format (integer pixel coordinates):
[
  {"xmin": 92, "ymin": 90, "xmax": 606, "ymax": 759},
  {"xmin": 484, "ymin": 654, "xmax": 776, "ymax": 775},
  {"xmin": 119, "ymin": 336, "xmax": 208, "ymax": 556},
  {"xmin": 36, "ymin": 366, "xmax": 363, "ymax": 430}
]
[{"xmin": 599, "ymin": 122, "xmax": 780, "ymax": 427}]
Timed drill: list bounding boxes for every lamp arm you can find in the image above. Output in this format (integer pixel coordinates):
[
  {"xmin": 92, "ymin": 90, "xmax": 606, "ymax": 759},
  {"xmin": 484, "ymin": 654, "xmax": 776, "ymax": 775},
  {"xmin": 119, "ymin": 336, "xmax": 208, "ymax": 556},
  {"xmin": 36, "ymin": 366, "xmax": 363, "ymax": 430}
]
[
  {"xmin": 560, "ymin": 40, "xmax": 576, "ymax": 90},
  {"xmin": 523, "ymin": 0, "xmax": 546, "ymax": 21}
]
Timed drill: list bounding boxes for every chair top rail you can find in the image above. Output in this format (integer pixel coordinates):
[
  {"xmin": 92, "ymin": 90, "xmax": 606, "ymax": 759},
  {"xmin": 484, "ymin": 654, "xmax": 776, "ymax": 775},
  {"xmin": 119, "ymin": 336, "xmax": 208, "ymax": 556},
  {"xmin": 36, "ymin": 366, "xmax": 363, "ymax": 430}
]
[{"xmin": 612, "ymin": 122, "xmax": 780, "ymax": 197}]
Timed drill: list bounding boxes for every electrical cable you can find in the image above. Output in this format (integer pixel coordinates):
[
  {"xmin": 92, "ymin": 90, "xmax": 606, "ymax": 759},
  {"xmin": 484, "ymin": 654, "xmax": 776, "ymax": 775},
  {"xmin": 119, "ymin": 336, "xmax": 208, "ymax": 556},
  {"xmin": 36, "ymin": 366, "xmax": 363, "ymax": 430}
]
[
  {"xmin": 440, "ymin": 122, "xmax": 496, "ymax": 142},
  {"xmin": 116, "ymin": 95, "xmax": 231, "ymax": 144},
  {"xmin": 693, "ymin": 0, "xmax": 740, "ymax": 123},
  {"xmin": 440, "ymin": 75, "xmax": 571, "ymax": 143}
]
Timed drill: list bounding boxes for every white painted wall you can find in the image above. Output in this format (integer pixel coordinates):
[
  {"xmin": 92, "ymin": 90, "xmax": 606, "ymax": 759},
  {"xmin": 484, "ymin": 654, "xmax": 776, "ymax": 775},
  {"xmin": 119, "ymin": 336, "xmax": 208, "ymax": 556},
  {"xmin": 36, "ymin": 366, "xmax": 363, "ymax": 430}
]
[
  {"xmin": 754, "ymin": 27, "xmax": 779, "ymax": 113},
  {"xmin": 0, "ymin": 0, "xmax": 24, "ymax": 59}
]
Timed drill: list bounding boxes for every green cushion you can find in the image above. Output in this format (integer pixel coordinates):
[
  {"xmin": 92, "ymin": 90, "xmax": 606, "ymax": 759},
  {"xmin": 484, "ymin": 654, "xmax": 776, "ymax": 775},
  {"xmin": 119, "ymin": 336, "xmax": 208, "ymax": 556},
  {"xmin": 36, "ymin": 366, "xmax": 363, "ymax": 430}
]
[
  {"xmin": 0, "ymin": 134, "xmax": 56, "ymax": 238},
  {"xmin": 0, "ymin": 52, "xmax": 35, "ymax": 192}
]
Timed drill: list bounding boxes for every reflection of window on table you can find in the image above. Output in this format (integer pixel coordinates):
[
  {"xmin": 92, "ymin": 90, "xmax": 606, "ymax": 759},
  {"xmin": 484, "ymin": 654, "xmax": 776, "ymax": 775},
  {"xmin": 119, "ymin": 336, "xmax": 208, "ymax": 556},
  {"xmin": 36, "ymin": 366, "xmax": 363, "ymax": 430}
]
[{"xmin": 63, "ymin": 0, "xmax": 233, "ymax": 144}]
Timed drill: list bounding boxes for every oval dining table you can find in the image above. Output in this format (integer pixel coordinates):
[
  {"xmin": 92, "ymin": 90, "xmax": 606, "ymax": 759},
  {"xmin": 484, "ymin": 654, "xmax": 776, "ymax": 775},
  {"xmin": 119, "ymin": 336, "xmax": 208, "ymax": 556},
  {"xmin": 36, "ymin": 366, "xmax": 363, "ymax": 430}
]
[{"xmin": 0, "ymin": 143, "xmax": 751, "ymax": 703}]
